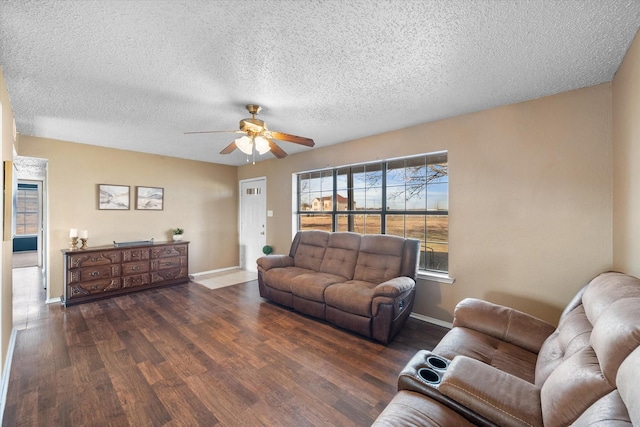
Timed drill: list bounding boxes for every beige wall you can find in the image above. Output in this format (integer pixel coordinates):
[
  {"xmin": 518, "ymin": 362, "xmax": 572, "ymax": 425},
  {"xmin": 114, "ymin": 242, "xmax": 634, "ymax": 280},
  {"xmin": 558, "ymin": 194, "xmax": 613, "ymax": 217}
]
[
  {"xmin": 0, "ymin": 67, "xmax": 15, "ymax": 384},
  {"xmin": 17, "ymin": 137, "xmax": 239, "ymax": 301},
  {"xmin": 239, "ymin": 84, "xmax": 613, "ymax": 325},
  {"xmin": 613, "ymin": 30, "xmax": 640, "ymax": 277}
]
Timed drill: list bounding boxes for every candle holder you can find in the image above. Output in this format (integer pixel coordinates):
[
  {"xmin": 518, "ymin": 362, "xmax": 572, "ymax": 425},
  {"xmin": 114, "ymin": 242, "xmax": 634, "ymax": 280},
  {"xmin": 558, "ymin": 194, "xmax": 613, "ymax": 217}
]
[
  {"xmin": 80, "ymin": 238, "xmax": 88, "ymax": 250},
  {"xmin": 70, "ymin": 236, "xmax": 79, "ymax": 250}
]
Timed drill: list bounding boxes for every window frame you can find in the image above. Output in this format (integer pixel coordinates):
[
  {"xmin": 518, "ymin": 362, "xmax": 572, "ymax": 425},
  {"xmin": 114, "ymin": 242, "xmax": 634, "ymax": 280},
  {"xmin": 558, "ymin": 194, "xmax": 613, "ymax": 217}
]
[{"xmin": 295, "ymin": 151, "xmax": 449, "ymax": 276}]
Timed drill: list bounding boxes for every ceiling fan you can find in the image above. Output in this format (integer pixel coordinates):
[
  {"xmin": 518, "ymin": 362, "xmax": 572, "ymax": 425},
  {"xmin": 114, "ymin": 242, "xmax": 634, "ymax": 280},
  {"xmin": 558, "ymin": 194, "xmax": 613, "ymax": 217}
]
[{"xmin": 185, "ymin": 104, "xmax": 315, "ymax": 161}]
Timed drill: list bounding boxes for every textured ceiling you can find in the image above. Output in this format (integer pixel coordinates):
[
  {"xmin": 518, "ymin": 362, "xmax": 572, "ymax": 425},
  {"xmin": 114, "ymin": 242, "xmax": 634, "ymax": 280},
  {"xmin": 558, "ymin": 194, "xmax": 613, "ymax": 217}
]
[{"xmin": 1, "ymin": 1, "xmax": 639, "ymax": 166}]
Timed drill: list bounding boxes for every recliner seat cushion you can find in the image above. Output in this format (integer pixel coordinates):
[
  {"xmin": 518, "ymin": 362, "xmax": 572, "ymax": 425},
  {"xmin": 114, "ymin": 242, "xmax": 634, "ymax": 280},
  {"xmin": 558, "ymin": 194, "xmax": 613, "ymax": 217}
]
[
  {"xmin": 433, "ymin": 327, "xmax": 538, "ymax": 383},
  {"xmin": 290, "ymin": 272, "xmax": 345, "ymax": 302},
  {"xmin": 325, "ymin": 280, "xmax": 377, "ymax": 317},
  {"xmin": 262, "ymin": 267, "xmax": 314, "ymax": 292}
]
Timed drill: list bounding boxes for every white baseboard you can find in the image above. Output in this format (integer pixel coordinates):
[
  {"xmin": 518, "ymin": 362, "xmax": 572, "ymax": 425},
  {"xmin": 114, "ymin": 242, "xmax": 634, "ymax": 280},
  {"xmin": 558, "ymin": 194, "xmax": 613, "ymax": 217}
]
[
  {"xmin": 189, "ymin": 266, "xmax": 241, "ymax": 279},
  {"xmin": 46, "ymin": 297, "xmax": 61, "ymax": 304},
  {"xmin": 410, "ymin": 312, "xmax": 453, "ymax": 329},
  {"xmin": 0, "ymin": 328, "xmax": 17, "ymax": 425}
]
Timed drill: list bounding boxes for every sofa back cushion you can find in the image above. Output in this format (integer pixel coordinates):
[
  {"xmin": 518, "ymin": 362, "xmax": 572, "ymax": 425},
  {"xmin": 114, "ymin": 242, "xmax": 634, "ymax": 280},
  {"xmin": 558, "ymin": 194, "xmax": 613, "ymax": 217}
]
[
  {"xmin": 582, "ymin": 272, "xmax": 640, "ymax": 325},
  {"xmin": 535, "ymin": 304, "xmax": 592, "ymax": 386},
  {"xmin": 291, "ymin": 230, "xmax": 330, "ymax": 272},
  {"xmin": 353, "ymin": 235, "xmax": 405, "ymax": 284},
  {"xmin": 617, "ymin": 346, "xmax": 640, "ymax": 426},
  {"xmin": 539, "ymin": 273, "xmax": 640, "ymax": 427},
  {"xmin": 319, "ymin": 232, "xmax": 361, "ymax": 280},
  {"xmin": 540, "ymin": 346, "xmax": 613, "ymax": 427},
  {"xmin": 590, "ymin": 298, "xmax": 640, "ymax": 385}
]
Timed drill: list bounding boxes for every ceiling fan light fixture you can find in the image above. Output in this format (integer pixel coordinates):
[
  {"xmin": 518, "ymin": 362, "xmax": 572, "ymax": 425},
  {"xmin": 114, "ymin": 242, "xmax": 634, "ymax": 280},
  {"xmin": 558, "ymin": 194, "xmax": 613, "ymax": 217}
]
[
  {"xmin": 235, "ymin": 135, "xmax": 253, "ymax": 155},
  {"xmin": 254, "ymin": 136, "xmax": 271, "ymax": 154}
]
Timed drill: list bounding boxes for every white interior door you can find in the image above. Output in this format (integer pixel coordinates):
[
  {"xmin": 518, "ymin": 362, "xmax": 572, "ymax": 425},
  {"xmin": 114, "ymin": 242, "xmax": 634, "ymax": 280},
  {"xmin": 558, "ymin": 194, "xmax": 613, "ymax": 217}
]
[{"xmin": 239, "ymin": 178, "xmax": 266, "ymax": 272}]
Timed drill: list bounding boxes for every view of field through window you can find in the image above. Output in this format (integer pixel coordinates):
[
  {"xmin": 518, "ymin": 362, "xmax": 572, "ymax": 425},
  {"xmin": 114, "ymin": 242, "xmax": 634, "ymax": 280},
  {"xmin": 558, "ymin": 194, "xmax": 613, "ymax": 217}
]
[{"xmin": 297, "ymin": 152, "xmax": 448, "ymax": 272}]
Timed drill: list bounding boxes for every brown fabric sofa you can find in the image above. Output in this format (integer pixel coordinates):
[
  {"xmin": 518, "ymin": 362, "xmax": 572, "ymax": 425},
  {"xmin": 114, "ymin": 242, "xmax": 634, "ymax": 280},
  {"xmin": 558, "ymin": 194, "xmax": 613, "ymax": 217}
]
[
  {"xmin": 373, "ymin": 271, "xmax": 640, "ymax": 426},
  {"xmin": 256, "ymin": 230, "xmax": 420, "ymax": 344}
]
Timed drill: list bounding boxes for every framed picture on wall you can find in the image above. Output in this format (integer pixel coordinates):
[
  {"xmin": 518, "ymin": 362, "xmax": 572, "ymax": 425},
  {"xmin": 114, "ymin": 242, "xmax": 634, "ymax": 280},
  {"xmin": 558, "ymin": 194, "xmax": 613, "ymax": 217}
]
[
  {"xmin": 98, "ymin": 184, "xmax": 130, "ymax": 210},
  {"xmin": 136, "ymin": 186, "xmax": 164, "ymax": 210}
]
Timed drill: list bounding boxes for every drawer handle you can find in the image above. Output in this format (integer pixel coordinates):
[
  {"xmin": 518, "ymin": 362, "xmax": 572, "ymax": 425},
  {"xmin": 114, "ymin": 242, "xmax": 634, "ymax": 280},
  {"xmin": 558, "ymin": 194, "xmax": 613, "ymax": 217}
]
[
  {"xmin": 91, "ymin": 257, "xmax": 99, "ymax": 262},
  {"xmin": 90, "ymin": 271, "xmax": 100, "ymax": 277},
  {"xmin": 91, "ymin": 284, "xmax": 99, "ymax": 290},
  {"xmin": 165, "ymin": 262, "xmax": 173, "ymax": 266},
  {"xmin": 132, "ymin": 266, "xmax": 140, "ymax": 271},
  {"xmin": 166, "ymin": 250, "xmax": 172, "ymax": 254}
]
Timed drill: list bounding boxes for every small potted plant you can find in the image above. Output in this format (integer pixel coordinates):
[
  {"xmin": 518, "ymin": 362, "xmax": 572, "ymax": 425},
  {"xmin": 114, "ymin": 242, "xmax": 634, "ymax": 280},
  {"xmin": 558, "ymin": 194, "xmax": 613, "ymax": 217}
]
[
  {"xmin": 172, "ymin": 227, "xmax": 184, "ymax": 241},
  {"xmin": 262, "ymin": 245, "xmax": 273, "ymax": 255}
]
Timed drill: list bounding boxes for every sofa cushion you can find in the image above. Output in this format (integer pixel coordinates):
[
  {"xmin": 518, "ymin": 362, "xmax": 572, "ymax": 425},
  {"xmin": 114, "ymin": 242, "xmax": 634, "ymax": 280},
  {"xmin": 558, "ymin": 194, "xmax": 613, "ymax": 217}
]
[
  {"xmin": 262, "ymin": 267, "xmax": 314, "ymax": 292},
  {"xmin": 535, "ymin": 304, "xmax": 592, "ymax": 386},
  {"xmin": 617, "ymin": 347, "xmax": 640, "ymax": 426},
  {"xmin": 325, "ymin": 280, "xmax": 377, "ymax": 317},
  {"xmin": 290, "ymin": 272, "xmax": 345, "ymax": 302},
  {"xmin": 318, "ymin": 232, "xmax": 360, "ymax": 280},
  {"xmin": 590, "ymin": 298, "xmax": 640, "ymax": 385},
  {"xmin": 570, "ymin": 390, "xmax": 633, "ymax": 427},
  {"xmin": 582, "ymin": 272, "xmax": 640, "ymax": 325},
  {"xmin": 433, "ymin": 327, "xmax": 538, "ymax": 383},
  {"xmin": 372, "ymin": 390, "xmax": 476, "ymax": 427},
  {"xmin": 292, "ymin": 230, "xmax": 330, "ymax": 271},
  {"xmin": 540, "ymin": 346, "xmax": 613, "ymax": 427},
  {"xmin": 353, "ymin": 235, "xmax": 404, "ymax": 284}
]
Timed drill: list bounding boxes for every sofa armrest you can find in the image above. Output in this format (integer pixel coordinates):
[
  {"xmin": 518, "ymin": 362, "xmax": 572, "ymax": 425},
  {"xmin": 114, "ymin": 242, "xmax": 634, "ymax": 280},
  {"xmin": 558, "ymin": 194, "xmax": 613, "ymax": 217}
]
[
  {"xmin": 453, "ymin": 298, "xmax": 556, "ymax": 354},
  {"xmin": 439, "ymin": 356, "xmax": 543, "ymax": 427},
  {"xmin": 373, "ymin": 276, "xmax": 415, "ymax": 298},
  {"xmin": 256, "ymin": 255, "xmax": 294, "ymax": 271}
]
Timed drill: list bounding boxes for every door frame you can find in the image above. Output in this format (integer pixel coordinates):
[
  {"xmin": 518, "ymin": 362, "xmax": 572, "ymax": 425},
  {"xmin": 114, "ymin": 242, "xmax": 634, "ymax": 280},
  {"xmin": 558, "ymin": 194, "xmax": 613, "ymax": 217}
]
[
  {"xmin": 238, "ymin": 177, "xmax": 267, "ymax": 271},
  {"xmin": 12, "ymin": 156, "xmax": 49, "ymax": 299}
]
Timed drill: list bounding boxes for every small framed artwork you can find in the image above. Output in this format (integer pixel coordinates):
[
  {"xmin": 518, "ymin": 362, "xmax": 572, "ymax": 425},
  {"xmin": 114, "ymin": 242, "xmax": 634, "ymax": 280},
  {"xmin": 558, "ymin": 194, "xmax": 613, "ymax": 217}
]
[
  {"xmin": 98, "ymin": 184, "xmax": 130, "ymax": 210},
  {"xmin": 136, "ymin": 186, "xmax": 164, "ymax": 210}
]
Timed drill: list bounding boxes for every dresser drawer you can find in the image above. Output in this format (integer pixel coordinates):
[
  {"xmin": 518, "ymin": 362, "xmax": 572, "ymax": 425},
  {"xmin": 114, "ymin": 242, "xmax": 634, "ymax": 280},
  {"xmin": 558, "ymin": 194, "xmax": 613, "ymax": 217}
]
[
  {"xmin": 68, "ymin": 251, "xmax": 121, "ymax": 268},
  {"xmin": 122, "ymin": 274, "xmax": 150, "ymax": 289},
  {"xmin": 151, "ymin": 256, "xmax": 186, "ymax": 271},
  {"xmin": 150, "ymin": 268, "xmax": 188, "ymax": 284},
  {"xmin": 121, "ymin": 261, "xmax": 149, "ymax": 275},
  {"xmin": 151, "ymin": 244, "xmax": 188, "ymax": 259},
  {"xmin": 122, "ymin": 248, "xmax": 150, "ymax": 262},
  {"xmin": 67, "ymin": 278, "xmax": 121, "ymax": 299},
  {"xmin": 62, "ymin": 241, "xmax": 189, "ymax": 306},
  {"xmin": 67, "ymin": 265, "xmax": 120, "ymax": 284}
]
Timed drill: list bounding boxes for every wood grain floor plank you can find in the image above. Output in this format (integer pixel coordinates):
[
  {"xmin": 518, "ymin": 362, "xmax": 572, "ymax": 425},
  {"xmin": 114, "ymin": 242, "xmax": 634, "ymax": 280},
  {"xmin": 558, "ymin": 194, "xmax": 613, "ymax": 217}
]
[{"xmin": 4, "ymin": 276, "xmax": 449, "ymax": 426}]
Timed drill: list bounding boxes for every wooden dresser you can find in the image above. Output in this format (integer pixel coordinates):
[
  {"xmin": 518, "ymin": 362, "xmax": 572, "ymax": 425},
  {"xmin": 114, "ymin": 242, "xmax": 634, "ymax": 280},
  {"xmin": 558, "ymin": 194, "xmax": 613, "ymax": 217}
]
[{"xmin": 61, "ymin": 241, "xmax": 189, "ymax": 306}]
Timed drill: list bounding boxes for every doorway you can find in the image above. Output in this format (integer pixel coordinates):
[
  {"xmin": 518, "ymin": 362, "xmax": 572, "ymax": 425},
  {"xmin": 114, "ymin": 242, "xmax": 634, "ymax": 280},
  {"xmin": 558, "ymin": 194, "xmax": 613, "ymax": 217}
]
[
  {"xmin": 12, "ymin": 156, "xmax": 48, "ymax": 328},
  {"xmin": 239, "ymin": 177, "xmax": 266, "ymax": 272}
]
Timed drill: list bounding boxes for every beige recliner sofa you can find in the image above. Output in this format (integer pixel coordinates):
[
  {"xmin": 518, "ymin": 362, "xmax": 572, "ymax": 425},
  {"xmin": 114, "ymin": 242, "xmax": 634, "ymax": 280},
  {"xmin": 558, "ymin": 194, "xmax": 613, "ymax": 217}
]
[
  {"xmin": 373, "ymin": 271, "xmax": 640, "ymax": 426},
  {"xmin": 257, "ymin": 230, "xmax": 420, "ymax": 344}
]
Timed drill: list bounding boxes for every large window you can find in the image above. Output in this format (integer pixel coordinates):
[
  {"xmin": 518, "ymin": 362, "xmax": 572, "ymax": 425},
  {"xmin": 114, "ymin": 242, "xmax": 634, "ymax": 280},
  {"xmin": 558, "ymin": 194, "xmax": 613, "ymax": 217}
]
[{"xmin": 297, "ymin": 152, "xmax": 448, "ymax": 273}]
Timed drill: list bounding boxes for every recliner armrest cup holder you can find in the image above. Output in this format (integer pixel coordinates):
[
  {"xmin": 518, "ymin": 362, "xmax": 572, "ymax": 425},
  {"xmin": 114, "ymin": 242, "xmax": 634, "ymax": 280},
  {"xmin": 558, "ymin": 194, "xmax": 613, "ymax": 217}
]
[{"xmin": 417, "ymin": 354, "xmax": 450, "ymax": 388}]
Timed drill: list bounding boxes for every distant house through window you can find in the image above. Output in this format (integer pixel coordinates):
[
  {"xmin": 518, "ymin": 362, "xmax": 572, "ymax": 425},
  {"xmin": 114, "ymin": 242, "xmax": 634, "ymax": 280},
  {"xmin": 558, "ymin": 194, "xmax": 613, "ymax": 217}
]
[{"xmin": 296, "ymin": 152, "xmax": 448, "ymax": 273}]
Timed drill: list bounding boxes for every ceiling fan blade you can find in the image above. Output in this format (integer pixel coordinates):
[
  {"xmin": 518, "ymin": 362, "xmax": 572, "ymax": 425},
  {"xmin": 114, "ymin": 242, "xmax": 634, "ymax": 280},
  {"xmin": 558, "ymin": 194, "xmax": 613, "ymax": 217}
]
[
  {"xmin": 184, "ymin": 130, "xmax": 245, "ymax": 135},
  {"xmin": 219, "ymin": 141, "xmax": 237, "ymax": 155},
  {"xmin": 268, "ymin": 131, "xmax": 315, "ymax": 147},
  {"xmin": 268, "ymin": 139, "xmax": 288, "ymax": 159}
]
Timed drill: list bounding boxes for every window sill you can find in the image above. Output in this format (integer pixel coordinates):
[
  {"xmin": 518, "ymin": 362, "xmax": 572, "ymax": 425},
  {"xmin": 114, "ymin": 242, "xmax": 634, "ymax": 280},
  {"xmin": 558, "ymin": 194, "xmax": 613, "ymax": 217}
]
[{"xmin": 417, "ymin": 271, "xmax": 455, "ymax": 285}]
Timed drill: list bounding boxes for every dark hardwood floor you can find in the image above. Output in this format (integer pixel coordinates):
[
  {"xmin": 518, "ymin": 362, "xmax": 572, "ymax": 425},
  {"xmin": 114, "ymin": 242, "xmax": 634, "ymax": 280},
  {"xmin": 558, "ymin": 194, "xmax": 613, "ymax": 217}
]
[{"xmin": 4, "ymin": 271, "xmax": 448, "ymax": 426}]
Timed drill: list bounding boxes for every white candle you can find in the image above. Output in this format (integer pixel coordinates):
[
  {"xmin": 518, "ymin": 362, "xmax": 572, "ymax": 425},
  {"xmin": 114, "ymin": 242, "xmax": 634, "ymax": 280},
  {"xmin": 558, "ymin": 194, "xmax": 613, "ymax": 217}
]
[
  {"xmin": 70, "ymin": 228, "xmax": 78, "ymax": 238},
  {"xmin": 79, "ymin": 230, "xmax": 88, "ymax": 239}
]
